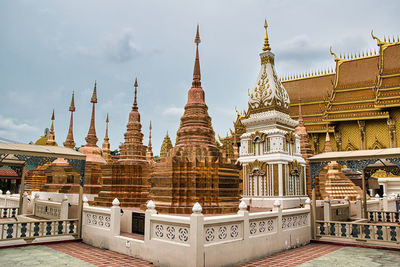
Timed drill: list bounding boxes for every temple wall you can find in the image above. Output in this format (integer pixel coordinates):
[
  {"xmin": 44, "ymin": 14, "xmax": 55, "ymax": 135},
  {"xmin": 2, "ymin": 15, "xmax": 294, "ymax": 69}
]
[{"xmin": 82, "ymin": 202, "xmax": 311, "ymax": 267}]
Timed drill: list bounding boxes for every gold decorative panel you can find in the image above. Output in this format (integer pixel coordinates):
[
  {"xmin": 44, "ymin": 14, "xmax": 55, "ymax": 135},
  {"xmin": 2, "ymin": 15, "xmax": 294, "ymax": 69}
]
[
  {"xmin": 392, "ymin": 110, "xmax": 400, "ymax": 147},
  {"xmin": 365, "ymin": 119, "xmax": 389, "ymax": 149},
  {"xmin": 337, "ymin": 121, "xmax": 360, "ymax": 151}
]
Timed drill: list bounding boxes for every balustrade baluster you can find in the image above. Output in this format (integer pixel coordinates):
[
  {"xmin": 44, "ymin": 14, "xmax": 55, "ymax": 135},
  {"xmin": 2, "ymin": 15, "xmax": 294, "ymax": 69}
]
[
  {"xmin": 20, "ymin": 223, "xmax": 27, "ymax": 238},
  {"xmin": 369, "ymin": 211, "xmax": 374, "ymax": 222},
  {"xmin": 376, "ymin": 225, "xmax": 383, "ymax": 240},
  {"xmin": 377, "ymin": 212, "xmax": 382, "ymax": 222},
  {"xmin": 395, "ymin": 212, "xmax": 399, "ymax": 223},
  {"xmin": 340, "ymin": 223, "xmax": 347, "ymax": 237},
  {"xmin": 351, "ymin": 224, "xmax": 358, "ymax": 238},
  {"xmin": 46, "ymin": 221, "xmax": 52, "ymax": 235},
  {"xmin": 363, "ymin": 225, "xmax": 371, "ymax": 239},
  {"xmin": 6, "ymin": 224, "xmax": 13, "ymax": 238},
  {"xmin": 389, "ymin": 226, "xmax": 397, "ymax": 241},
  {"xmin": 385, "ymin": 212, "xmax": 391, "ymax": 223}
]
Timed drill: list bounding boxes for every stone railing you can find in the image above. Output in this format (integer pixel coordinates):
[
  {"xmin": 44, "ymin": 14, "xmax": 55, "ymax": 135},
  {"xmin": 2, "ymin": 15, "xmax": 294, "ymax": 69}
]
[
  {"xmin": 0, "ymin": 207, "xmax": 19, "ymax": 218},
  {"xmin": 82, "ymin": 198, "xmax": 311, "ymax": 267},
  {"xmin": 316, "ymin": 220, "xmax": 400, "ymax": 245},
  {"xmin": 150, "ymin": 214, "xmax": 191, "ymax": 245},
  {"xmin": 0, "ymin": 190, "xmax": 19, "ymax": 207},
  {"xmin": 0, "ymin": 219, "xmax": 78, "ymax": 242},
  {"xmin": 368, "ymin": 211, "xmax": 400, "ymax": 223},
  {"xmin": 33, "ymin": 194, "xmax": 69, "ymax": 220}
]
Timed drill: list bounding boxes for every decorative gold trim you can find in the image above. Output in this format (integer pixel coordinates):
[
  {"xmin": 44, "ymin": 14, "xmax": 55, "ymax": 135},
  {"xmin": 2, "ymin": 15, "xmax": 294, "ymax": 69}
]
[{"xmin": 273, "ymin": 164, "xmax": 278, "ymax": 196}]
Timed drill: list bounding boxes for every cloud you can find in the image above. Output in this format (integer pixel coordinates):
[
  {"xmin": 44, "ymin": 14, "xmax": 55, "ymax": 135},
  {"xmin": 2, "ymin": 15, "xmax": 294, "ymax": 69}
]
[
  {"xmin": 0, "ymin": 115, "xmax": 39, "ymax": 142},
  {"xmin": 163, "ymin": 106, "xmax": 184, "ymax": 116},
  {"xmin": 73, "ymin": 28, "xmax": 140, "ymax": 63},
  {"xmin": 276, "ymin": 35, "xmax": 328, "ymax": 63}
]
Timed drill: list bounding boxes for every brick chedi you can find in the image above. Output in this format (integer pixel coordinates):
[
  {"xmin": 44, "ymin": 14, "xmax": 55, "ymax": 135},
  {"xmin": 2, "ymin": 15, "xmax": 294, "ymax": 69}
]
[
  {"xmin": 294, "ymin": 102, "xmax": 314, "ymax": 197},
  {"xmin": 78, "ymin": 82, "xmax": 106, "ymax": 194},
  {"xmin": 41, "ymin": 92, "xmax": 82, "ymax": 194},
  {"xmin": 25, "ymin": 110, "xmax": 58, "ymax": 193},
  {"xmin": 92, "ymin": 79, "xmax": 151, "ymax": 207},
  {"xmin": 149, "ymin": 26, "xmax": 240, "ymax": 214}
]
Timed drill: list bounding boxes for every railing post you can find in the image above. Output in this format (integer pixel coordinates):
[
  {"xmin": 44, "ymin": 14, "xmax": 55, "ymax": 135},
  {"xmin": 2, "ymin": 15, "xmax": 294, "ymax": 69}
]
[
  {"xmin": 305, "ymin": 198, "xmax": 312, "ymax": 239},
  {"xmin": 144, "ymin": 200, "xmax": 157, "ymax": 243},
  {"xmin": 83, "ymin": 196, "xmax": 89, "ymax": 207},
  {"xmin": 355, "ymin": 195, "xmax": 362, "ymax": 219},
  {"xmin": 238, "ymin": 200, "xmax": 249, "ymax": 241},
  {"xmin": 22, "ymin": 192, "xmax": 28, "ymax": 214},
  {"xmin": 273, "ymin": 200, "xmax": 282, "ymax": 235},
  {"xmin": 5, "ymin": 190, "xmax": 10, "ymax": 207},
  {"xmin": 383, "ymin": 194, "xmax": 388, "ymax": 211},
  {"xmin": 110, "ymin": 198, "xmax": 121, "ymax": 237},
  {"xmin": 32, "ymin": 193, "xmax": 39, "ymax": 216},
  {"xmin": 60, "ymin": 194, "xmax": 69, "ymax": 220},
  {"xmin": 323, "ymin": 197, "xmax": 331, "ymax": 221},
  {"xmin": 190, "ymin": 202, "xmax": 204, "ymax": 267}
]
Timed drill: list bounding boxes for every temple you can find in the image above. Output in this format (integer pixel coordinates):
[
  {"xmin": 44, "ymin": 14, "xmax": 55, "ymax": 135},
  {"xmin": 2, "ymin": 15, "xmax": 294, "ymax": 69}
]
[
  {"xmin": 237, "ymin": 20, "xmax": 307, "ymax": 209},
  {"xmin": 91, "ymin": 79, "xmax": 151, "ymax": 207},
  {"xmin": 149, "ymin": 26, "xmax": 240, "ymax": 214},
  {"xmin": 282, "ymin": 33, "xmax": 400, "ymax": 153}
]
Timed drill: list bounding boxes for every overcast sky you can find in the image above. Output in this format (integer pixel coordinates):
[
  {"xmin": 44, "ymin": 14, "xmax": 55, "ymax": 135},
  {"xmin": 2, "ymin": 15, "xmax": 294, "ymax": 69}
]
[{"xmin": 0, "ymin": 0, "xmax": 399, "ymax": 155}]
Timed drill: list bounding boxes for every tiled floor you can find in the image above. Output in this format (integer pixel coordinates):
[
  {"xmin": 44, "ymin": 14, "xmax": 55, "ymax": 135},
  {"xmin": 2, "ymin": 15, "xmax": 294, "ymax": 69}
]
[{"xmin": 0, "ymin": 241, "xmax": 399, "ymax": 266}]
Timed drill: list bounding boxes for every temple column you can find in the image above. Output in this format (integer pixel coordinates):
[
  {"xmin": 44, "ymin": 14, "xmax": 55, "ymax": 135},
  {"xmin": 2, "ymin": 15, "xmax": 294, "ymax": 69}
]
[
  {"xmin": 278, "ymin": 163, "xmax": 283, "ymax": 196},
  {"xmin": 388, "ymin": 118, "xmax": 396, "ymax": 148}
]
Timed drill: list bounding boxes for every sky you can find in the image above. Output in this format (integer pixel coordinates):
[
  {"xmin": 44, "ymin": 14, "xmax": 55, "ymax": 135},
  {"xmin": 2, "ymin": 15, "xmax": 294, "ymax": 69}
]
[{"xmin": 0, "ymin": 0, "xmax": 399, "ymax": 155}]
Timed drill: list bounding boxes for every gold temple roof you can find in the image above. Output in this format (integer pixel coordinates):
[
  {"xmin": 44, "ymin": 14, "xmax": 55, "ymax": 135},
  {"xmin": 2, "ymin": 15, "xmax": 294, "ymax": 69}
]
[{"xmin": 282, "ymin": 35, "xmax": 400, "ymax": 132}]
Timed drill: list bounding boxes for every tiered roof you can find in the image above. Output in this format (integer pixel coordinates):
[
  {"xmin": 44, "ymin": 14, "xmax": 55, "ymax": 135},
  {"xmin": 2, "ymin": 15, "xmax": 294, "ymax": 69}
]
[{"xmin": 282, "ymin": 33, "xmax": 400, "ymax": 133}]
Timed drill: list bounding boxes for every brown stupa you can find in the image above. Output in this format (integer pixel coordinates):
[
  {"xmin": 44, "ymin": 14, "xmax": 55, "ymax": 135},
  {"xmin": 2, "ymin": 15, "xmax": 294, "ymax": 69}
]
[
  {"xmin": 25, "ymin": 110, "xmax": 58, "ymax": 193},
  {"xmin": 149, "ymin": 26, "xmax": 240, "ymax": 214},
  {"xmin": 41, "ymin": 92, "xmax": 81, "ymax": 193},
  {"xmin": 294, "ymin": 101, "xmax": 313, "ymax": 197},
  {"xmin": 91, "ymin": 79, "xmax": 151, "ymax": 207},
  {"xmin": 78, "ymin": 81, "xmax": 106, "ymax": 195},
  {"xmin": 314, "ymin": 129, "xmax": 364, "ymax": 200}
]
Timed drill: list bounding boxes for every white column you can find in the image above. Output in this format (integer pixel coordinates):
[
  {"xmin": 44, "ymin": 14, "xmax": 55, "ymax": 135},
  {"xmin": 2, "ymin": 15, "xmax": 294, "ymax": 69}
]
[
  {"xmin": 190, "ymin": 202, "xmax": 204, "ymax": 267},
  {"xmin": 60, "ymin": 194, "xmax": 69, "ymax": 220},
  {"xmin": 278, "ymin": 164, "xmax": 283, "ymax": 196},
  {"xmin": 110, "ymin": 198, "xmax": 121, "ymax": 236}
]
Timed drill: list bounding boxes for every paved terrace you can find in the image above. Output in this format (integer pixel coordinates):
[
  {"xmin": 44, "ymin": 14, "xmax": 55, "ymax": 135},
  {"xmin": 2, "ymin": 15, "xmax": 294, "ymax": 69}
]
[{"xmin": 0, "ymin": 241, "xmax": 399, "ymax": 267}]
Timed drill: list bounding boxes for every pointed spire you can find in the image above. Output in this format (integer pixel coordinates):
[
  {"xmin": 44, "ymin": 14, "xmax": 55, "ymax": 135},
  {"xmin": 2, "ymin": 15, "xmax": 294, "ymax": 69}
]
[
  {"xmin": 148, "ymin": 120, "xmax": 152, "ymax": 150},
  {"xmin": 85, "ymin": 81, "xmax": 99, "ymax": 146},
  {"xmin": 192, "ymin": 25, "xmax": 201, "ymax": 88},
  {"xmin": 262, "ymin": 19, "xmax": 271, "ymax": 51},
  {"xmin": 133, "ymin": 78, "xmax": 138, "ymax": 108},
  {"xmin": 105, "ymin": 113, "xmax": 109, "ymax": 139},
  {"xmin": 102, "ymin": 113, "xmax": 112, "ymax": 163},
  {"xmin": 46, "ymin": 109, "xmax": 57, "ymax": 146},
  {"xmin": 64, "ymin": 91, "xmax": 76, "ymax": 149},
  {"xmin": 325, "ymin": 126, "xmax": 333, "ymax": 152},
  {"xmin": 146, "ymin": 120, "xmax": 154, "ymax": 162}
]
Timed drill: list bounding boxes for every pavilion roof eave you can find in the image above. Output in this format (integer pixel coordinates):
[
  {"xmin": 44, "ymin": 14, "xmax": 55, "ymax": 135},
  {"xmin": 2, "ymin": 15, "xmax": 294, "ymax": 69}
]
[
  {"xmin": 0, "ymin": 142, "xmax": 86, "ymax": 161},
  {"xmin": 308, "ymin": 148, "xmax": 400, "ymax": 163}
]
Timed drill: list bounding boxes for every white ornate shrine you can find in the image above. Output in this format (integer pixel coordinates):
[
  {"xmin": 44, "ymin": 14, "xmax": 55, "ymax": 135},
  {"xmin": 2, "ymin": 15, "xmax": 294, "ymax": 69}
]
[{"xmin": 238, "ymin": 20, "xmax": 307, "ymax": 209}]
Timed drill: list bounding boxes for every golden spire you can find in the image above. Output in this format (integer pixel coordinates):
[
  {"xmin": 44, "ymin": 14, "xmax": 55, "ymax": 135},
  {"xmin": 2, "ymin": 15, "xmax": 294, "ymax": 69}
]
[
  {"xmin": 46, "ymin": 109, "xmax": 57, "ymax": 146},
  {"xmin": 262, "ymin": 19, "xmax": 271, "ymax": 51},
  {"xmin": 85, "ymin": 81, "xmax": 99, "ymax": 146},
  {"xmin": 64, "ymin": 91, "xmax": 76, "ymax": 149}
]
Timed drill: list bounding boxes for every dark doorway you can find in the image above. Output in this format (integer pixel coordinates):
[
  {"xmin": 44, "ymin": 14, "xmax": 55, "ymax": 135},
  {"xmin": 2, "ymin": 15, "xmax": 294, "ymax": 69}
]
[{"xmin": 132, "ymin": 212, "xmax": 145, "ymax": 235}]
